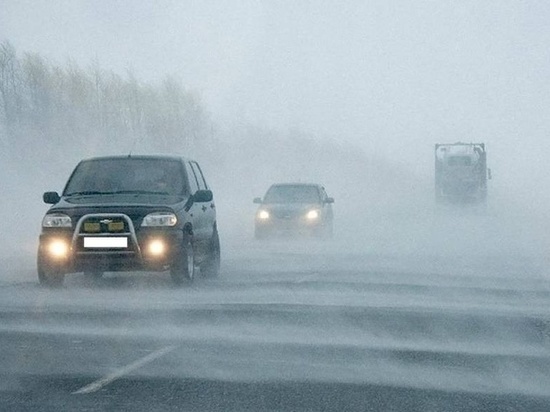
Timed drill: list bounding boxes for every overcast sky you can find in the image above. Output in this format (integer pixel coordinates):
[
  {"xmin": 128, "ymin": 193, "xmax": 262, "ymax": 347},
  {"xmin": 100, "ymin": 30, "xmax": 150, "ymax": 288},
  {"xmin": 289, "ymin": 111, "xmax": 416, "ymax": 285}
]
[{"xmin": 2, "ymin": 1, "xmax": 550, "ymax": 188}]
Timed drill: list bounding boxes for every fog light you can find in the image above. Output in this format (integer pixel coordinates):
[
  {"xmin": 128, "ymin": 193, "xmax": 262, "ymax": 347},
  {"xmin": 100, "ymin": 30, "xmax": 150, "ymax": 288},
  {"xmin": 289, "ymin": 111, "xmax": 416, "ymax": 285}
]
[
  {"xmin": 48, "ymin": 239, "xmax": 69, "ymax": 259},
  {"xmin": 148, "ymin": 239, "xmax": 166, "ymax": 256},
  {"xmin": 258, "ymin": 210, "xmax": 270, "ymax": 220}
]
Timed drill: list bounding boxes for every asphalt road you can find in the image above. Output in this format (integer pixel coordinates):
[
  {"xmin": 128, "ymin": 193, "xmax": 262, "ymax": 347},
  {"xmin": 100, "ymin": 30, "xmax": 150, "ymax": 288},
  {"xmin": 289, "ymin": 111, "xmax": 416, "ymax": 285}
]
[{"xmin": 0, "ymin": 233, "xmax": 549, "ymax": 411}]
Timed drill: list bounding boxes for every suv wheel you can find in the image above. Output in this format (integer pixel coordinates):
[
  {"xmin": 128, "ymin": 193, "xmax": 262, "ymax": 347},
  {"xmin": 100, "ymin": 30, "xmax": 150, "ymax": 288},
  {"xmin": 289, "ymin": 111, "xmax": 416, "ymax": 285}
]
[
  {"xmin": 37, "ymin": 264, "xmax": 65, "ymax": 287},
  {"xmin": 171, "ymin": 238, "xmax": 195, "ymax": 286},
  {"xmin": 201, "ymin": 228, "xmax": 220, "ymax": 278}
]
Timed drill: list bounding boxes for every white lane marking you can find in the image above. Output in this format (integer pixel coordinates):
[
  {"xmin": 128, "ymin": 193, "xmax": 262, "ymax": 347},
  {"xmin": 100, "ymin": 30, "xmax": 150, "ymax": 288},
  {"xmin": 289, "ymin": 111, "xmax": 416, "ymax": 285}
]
[
  {"xmin": 72, "ymin": 345, "xmax": 177, "ymax": 395},
  {"xmin": 294, "ymin": 274, "xmax": 320, "ymax": 284}
]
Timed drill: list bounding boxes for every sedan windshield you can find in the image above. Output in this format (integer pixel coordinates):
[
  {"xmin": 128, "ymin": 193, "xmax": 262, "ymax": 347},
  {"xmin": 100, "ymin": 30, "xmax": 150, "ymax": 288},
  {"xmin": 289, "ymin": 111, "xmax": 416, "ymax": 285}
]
[
  {"xmin": 264, "ymin": 185, "xmax": 320, "ymax": 204},
  {"xmin": 64, "ymin": 158, "xmax": 188, "ymax": 196}
]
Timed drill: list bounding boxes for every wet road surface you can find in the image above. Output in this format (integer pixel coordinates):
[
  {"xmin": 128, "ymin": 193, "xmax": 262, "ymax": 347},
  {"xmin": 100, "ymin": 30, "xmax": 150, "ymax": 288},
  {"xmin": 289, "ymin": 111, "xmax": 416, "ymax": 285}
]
[{"xmin": 0, "ymin": 236, "xmax": 549, "ymax": 411}]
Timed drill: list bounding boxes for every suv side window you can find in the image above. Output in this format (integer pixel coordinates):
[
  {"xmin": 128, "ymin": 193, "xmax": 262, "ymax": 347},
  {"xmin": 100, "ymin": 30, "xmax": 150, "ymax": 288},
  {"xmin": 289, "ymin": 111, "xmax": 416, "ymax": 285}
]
[
  {"xmin": 190, "ymin": 161, "xmax": 208, "ymax": 190},
  {"xmin": 185, "ymin": 162, "xmax": 200, "ymax": 193}
]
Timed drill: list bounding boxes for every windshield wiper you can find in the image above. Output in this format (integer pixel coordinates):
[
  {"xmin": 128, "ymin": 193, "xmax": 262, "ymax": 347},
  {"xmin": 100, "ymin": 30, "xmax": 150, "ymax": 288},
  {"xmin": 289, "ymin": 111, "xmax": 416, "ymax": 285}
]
[
  {"xmin": 110, "ymin": 190, "xmax": 171, "ymax": 195},
  {"xmin": 66, "ymin": 189, "xmax": 173, "ymax": 196},
  {"xmin": 65, "ymin": 191, "xmax": 109, "ymax": 196}
]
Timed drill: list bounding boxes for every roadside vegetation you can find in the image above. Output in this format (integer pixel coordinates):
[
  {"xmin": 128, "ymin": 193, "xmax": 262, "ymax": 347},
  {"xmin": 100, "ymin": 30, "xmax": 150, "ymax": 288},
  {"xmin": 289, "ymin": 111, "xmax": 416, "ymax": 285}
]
[
  {"xmin": 0, "ymin": 40, "xmax": 211, "ymax": 167},
  {"xmin": 0, "ymin": 40, "xmax": 425, "ymax": 249}
]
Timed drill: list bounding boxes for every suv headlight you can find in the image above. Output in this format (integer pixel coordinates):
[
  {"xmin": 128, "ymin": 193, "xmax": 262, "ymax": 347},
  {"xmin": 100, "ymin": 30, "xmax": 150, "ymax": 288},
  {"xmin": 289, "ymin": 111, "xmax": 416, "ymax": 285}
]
[
  {"xmin": 42, "ymin": 213, "xmax": 72, "ymax": 228},
  {"xmin": 141, "ymin": 212, "xmax": 177, "ymax": 227}
]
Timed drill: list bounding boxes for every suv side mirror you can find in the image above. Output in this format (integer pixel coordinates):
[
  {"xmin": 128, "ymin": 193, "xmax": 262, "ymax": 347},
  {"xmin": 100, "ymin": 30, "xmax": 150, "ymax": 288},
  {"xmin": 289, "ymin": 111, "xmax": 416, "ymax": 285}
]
[
  {"xmin": 253, "ymin": 197, "xmax": 262, "ymax": 204},
  {"xmin": 193, "ymin": 189, "xmax": 213, "ymax": 203},
  {"xmin": 326, "ymin": 197, "xmax": 334, "ymax": 204},
  {"xmin": 43, "ymin": 191, "xmax": 60, "ymax": 204}
]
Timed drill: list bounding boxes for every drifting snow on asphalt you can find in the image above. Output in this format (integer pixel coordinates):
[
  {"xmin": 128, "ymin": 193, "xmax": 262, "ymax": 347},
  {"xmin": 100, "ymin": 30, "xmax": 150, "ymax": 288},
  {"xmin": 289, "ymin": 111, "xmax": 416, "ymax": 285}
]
[{"xmin": 0, "ymin": 204, "xmax": 549, "ymax": 411}]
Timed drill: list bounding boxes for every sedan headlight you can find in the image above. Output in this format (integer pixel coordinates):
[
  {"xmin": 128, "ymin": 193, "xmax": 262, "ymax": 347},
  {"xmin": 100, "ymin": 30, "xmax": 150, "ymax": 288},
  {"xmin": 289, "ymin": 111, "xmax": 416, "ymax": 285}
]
[
  {"xmin": 42, "ymin": 213, "xmax": 72, "ymax": 228},
  {"xmin": 141, "ymin": 212, "xmax": 177, "ymax": 227},
  {"xmin": 306, "ymin": 210, "xmax": 320, "ymax": 220},
  {"xmin": 257, "ymin": 210, "xmax": 270, "ymax": 220}
]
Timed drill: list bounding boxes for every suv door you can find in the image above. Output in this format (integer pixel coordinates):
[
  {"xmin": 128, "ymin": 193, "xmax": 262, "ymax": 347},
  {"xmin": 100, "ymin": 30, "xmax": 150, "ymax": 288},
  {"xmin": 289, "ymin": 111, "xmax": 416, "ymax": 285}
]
[{"xmin": 185, "ymin": 161, "xmax": 215, "ymax": 250}]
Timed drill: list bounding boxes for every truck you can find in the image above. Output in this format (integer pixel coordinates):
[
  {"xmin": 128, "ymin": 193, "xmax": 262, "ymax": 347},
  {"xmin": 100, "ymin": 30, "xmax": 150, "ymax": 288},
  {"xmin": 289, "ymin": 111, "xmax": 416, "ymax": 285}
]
[{"xmin": 434, "ymin": 142, "xmax": 491, "ymax": 203}]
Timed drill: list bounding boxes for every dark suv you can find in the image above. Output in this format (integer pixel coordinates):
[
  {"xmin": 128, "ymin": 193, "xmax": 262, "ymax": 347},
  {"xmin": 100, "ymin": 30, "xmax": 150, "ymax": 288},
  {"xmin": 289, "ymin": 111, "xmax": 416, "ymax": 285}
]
[{"xmin": 37, "ymin": 155, "xmax": 220, "ymax": 286}]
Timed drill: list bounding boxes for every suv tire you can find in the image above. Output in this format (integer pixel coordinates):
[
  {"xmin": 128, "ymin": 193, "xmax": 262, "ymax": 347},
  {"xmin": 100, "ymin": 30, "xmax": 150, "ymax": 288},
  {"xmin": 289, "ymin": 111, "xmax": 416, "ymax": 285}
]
[
  {"xmin": 37, "ymin": 261, "xmax": 65, "ymax": 288},
  {"xmin": 170, "ymin": 237, "xmax": 195, "ymax": 286},
  {"xmin": 201, "ymin": 228, "xmax": 220, "ymax": 278}
]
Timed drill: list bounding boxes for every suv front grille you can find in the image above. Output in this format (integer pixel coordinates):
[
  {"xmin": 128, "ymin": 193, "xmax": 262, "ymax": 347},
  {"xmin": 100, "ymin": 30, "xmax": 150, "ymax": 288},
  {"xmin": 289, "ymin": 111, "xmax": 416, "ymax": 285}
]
[
  {"xmin": 79, "ymin": 217, "xmax": 129, "ymax": 234},
  {"xmin": 72, "ymin": 213, "xmax": 140, "ymax": 256}
]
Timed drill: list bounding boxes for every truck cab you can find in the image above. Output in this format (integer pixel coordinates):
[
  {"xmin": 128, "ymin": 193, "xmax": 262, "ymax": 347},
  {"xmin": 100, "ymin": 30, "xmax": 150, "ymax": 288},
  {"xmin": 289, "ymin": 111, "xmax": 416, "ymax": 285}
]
[{"xmin": 435, "ymin": 143, "xmax": 490, "ymax": 204}]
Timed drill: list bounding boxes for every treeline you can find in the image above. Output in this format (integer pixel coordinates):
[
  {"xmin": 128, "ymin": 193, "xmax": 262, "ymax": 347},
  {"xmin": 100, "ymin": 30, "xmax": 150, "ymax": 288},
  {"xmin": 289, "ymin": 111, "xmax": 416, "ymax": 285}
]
[
  {"xmin": 0, "ymin": 40, "xmax": 413, "ymax": 202},
  {"xmin": 0, "ymin": 41, "xmax": 211, "ymax": 162}
]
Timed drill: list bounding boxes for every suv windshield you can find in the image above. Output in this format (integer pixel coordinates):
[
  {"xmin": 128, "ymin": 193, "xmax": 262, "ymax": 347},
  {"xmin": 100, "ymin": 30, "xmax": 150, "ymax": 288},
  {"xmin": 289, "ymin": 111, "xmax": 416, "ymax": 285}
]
[
  {"xmin": 64, "ymin": 158, "xmax": 187, "ymax": 196},
  {"xmin": 264, "ymin": 185, "xmax": 320, "ymax": 204}
]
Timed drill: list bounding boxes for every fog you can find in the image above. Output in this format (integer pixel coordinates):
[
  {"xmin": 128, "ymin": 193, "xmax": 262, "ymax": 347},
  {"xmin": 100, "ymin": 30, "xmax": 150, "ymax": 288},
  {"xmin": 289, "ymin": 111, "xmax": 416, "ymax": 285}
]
[
  {"xmin": 0, "ymin": 4, "xmax": 550, "ymax": 410},
  {"xmin": 2, "ymin": 2, "xmax": 550, "ymax": 251},
  {"xmin": 3, "ymin": 1, "xmax": 550, "ymax": 169}
]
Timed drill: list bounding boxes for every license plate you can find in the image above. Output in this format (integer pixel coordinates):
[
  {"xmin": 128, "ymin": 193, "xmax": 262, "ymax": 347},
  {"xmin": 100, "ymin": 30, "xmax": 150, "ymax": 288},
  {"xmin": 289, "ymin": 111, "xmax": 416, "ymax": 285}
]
[{"xmin": 84, "ymin": 237, "xmax": 128, "ymax": 248}]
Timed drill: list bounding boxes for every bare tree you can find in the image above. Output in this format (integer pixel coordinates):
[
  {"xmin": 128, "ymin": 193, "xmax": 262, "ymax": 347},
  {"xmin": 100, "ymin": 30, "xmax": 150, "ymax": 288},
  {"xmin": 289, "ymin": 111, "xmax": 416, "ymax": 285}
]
[
  {"xmin": 0, "ymin": 42, "xmax": 213, "ymax": 164},
  {"xmin": 0, "ymin": 41, "xmax": 22, "ymax": 145}
]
